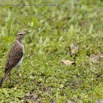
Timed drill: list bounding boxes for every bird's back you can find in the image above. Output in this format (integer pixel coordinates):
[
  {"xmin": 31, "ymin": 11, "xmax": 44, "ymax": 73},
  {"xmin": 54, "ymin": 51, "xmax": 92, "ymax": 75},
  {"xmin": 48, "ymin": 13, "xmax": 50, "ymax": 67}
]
[{"xmin": 5, "ymin": 40, "xmax": 24, "ymax": 74}]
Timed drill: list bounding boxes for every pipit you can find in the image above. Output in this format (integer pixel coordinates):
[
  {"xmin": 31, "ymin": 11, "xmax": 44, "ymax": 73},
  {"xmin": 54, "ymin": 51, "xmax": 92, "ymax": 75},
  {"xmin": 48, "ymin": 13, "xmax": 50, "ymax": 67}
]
[{"xmin": 0, "ymin": 31, "xmax": 29, "ymax": 87}]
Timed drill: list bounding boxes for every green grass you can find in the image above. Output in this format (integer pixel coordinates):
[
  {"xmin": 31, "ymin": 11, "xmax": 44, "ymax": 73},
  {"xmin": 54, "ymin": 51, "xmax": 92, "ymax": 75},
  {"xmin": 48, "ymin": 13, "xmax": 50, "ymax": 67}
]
[{"xmin": 0, "ymin": 0, "xmax": 103, "ymax": 102}]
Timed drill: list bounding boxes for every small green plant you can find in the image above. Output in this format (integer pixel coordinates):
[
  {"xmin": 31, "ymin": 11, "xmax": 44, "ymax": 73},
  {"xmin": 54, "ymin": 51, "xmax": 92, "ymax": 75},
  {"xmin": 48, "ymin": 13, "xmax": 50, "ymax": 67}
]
[{"xmin": 0, "ymin": 0, "xmax": 103, "ymax": 102}]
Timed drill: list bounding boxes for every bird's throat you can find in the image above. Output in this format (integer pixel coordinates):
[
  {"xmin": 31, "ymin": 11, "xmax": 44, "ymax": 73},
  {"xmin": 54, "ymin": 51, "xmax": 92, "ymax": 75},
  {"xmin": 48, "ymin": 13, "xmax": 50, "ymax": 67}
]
[{"xmin": 17, "ymin": 38, "xmax": 22, "ymax": 43}]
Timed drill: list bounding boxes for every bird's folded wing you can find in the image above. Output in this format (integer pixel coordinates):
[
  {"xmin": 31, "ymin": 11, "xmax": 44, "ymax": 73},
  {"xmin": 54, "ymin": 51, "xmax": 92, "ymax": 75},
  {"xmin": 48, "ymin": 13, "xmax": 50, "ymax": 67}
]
[{"xmin": 4, "ymin": 44, "xmax": 23, "ymax": 74}]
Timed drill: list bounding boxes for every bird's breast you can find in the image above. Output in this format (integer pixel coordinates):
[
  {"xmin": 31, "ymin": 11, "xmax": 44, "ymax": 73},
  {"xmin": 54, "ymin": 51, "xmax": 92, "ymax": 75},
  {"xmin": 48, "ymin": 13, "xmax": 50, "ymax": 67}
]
[
  {"xmin": 20, "ymin": 44, "xmax": 24, "ymax": 53},
  {"xmin": 16, "ymin": 42, "xmax": 24, "ymax": 67}
]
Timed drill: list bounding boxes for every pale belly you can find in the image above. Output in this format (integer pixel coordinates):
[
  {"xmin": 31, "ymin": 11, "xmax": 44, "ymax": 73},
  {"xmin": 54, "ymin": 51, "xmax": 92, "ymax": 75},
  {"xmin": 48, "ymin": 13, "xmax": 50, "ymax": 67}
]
[
  {"xmin": 16, "ymin": 57, "xmax": 23, "ymax": 67},
  {"xmin": 15, "ymin": 41, "xmax": 24, "ymax": 68}
]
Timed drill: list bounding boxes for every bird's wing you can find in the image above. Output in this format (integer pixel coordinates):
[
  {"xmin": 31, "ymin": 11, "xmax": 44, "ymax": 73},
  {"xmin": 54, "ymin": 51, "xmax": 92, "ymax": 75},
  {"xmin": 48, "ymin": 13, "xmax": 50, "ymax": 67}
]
[{"xmin": 5, "ymin": 42, "xmax": 23, "ymax": 74}]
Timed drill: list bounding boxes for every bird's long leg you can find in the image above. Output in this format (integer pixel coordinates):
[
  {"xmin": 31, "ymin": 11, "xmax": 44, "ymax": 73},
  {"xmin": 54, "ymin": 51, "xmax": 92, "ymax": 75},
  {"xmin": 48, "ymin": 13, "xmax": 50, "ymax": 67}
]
[
  {"xmin": 17, "ymin": 66, "xmax": 21, "ymax": 77},
  {"xmin": 8, "ymin": 72, "xmax": 12, "ymax": 84},
  {"xmin": 17, "ymin": 66, "xmax": 23, "ymax": 82}
]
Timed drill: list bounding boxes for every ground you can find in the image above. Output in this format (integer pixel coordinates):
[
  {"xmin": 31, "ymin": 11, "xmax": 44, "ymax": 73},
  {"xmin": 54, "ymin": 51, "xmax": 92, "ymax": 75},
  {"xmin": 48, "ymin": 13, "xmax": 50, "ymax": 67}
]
[{"xmin": 0, "ymin": 0, "xmax": 103, "ymax": 103}]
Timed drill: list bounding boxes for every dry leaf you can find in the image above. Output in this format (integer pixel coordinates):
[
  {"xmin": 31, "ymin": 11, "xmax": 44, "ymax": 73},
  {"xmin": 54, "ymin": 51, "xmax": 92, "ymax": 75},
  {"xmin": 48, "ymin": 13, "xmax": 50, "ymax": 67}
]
[
  {"xmin": 89, "ymin": 53, "xmax": 103, "ymax": 63},
  {"xmin": 98, "ymin": 52, "xmax": 103, "ymax": 58},
  {"xmin": 70, "ymin": 43, "xmax": 79, "ymax": 56},
  {"xmin": 62, "ymin": 59, "xmax": 75, "ymax": 65}
]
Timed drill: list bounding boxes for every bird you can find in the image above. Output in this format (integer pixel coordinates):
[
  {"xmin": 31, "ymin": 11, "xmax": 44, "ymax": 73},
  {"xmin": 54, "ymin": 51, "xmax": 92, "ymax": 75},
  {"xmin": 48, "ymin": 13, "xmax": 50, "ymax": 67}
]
[{"xmin": 0, "ymin": 31, "xmax": 29, "ymax": 87}]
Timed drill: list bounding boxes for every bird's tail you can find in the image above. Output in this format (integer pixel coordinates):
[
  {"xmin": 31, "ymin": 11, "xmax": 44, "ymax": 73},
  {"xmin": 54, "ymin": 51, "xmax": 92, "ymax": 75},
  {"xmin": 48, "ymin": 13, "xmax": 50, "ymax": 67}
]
[{"xmin": 0, "ymin": 74, "xmax": 6, "ymax": 88}]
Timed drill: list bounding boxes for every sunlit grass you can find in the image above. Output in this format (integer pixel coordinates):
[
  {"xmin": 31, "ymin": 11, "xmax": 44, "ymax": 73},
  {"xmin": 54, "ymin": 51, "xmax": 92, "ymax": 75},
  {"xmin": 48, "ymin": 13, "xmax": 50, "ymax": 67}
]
[{"xmin": 0, "ymin": 0, "xmax": 103, "ymax": 102}]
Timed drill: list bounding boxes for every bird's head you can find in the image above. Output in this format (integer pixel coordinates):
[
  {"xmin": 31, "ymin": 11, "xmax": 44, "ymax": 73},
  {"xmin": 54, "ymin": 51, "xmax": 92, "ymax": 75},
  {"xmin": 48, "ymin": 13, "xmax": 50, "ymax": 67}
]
[{"xmin": 16, "ymin": 31, "xmax": 29, "ymax": 42}]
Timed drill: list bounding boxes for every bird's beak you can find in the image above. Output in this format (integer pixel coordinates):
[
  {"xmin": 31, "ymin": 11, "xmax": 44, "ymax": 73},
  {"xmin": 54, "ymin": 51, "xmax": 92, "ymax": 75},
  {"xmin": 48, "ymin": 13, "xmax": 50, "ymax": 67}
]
[
  {"xmin": 25, "ymin": 31, "xmax": 30, "ymax": 34},
  {"xmin": 23, "ymin": 31, "xmax": 29, "ymax": 35}
]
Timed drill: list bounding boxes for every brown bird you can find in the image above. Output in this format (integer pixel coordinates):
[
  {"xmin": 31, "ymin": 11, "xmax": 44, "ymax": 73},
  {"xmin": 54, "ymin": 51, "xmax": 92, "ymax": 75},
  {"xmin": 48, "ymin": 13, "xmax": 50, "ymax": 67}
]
[{"xmin": 0, "ymin": 31, "xmax": 29, "ymax": 87}]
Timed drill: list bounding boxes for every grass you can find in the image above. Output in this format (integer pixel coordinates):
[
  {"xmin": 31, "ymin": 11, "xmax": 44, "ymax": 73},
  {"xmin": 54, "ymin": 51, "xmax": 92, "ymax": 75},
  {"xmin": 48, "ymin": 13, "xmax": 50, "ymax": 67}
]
[{"xmin": 0, "ymin": 0, "xmax": 103, "ymax": 102}]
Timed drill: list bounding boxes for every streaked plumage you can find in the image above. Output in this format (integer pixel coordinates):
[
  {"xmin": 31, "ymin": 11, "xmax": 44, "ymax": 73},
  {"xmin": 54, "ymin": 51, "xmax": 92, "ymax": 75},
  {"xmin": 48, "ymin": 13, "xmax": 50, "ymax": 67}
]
[{"xmin": 0, "ymin": 31, "xmax": 28, "ymax": 87}]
